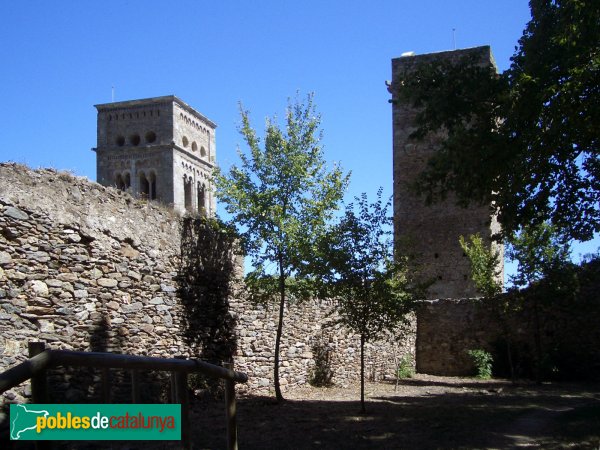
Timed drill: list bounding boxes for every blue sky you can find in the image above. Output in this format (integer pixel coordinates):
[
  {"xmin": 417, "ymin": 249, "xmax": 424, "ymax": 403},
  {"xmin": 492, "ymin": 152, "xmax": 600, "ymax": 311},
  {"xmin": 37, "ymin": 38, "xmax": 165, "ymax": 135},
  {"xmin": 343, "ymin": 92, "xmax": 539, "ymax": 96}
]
[{"xmin": 0, "ymin": 1, "xmax": 597, "ymax": 279}]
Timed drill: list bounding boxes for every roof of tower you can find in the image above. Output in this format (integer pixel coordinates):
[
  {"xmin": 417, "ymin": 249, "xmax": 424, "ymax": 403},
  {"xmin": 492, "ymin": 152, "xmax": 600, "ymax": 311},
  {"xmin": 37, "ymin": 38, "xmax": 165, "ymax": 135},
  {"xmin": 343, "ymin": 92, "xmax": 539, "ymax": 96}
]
[
  {"xmin": 392, "ymin": 45, "xmax": 496, "ymax": 70},
  {"xmin": 94, "ymin": 95, "xmax": 217, "ymax": 129}
]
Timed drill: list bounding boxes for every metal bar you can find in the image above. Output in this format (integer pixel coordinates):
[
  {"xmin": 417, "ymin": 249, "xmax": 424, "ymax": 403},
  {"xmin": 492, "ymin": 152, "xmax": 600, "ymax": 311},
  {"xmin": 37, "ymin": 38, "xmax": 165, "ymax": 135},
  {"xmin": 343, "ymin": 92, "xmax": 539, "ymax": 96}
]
[{"xmin": 223, "ymin": 362, "xmax": 238, "ymax": 450}]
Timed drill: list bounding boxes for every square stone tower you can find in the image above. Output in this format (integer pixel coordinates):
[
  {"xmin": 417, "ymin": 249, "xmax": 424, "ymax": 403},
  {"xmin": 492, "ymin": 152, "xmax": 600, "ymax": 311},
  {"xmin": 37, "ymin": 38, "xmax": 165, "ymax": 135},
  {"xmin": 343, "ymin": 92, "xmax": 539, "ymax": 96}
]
[
  {"xmin": 389, "ymin": 47, "xmax": 503, "ymax": 299},
  {"xmin": 93, "ymin": 95, "xmax": 216, "ymax": 215}
]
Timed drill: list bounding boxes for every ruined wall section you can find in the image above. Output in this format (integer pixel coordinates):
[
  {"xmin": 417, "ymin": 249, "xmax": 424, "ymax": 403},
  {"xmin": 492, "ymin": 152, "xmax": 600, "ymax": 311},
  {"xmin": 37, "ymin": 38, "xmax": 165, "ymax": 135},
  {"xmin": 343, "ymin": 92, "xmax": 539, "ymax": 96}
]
[{"xmin": 0, "ymin": 164, "xmax": 413, "ymax": 401}]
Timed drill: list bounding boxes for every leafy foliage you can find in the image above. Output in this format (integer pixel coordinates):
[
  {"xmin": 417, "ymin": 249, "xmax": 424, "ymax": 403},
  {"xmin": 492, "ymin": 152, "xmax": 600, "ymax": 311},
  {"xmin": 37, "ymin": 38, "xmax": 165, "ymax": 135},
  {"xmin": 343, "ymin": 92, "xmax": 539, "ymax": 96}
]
[
  {"xmin": 213, "ymin": 93, "xmax": 349, "ymax": 402},
  {"xmin": 315, "ymin": 190, "xmax": 419, "ymax": 412},
  {"xmin": 495, "ymin": 255, "xmax": 600, "ymax": 381},
  {"xmin": 318, "ymin": 190, "xmax": 418, "ymax": 340},
  {"xmin": 395, "ymin": 0, "xmax": 600, "ymax": 242},
  {"xmin": 459, "ymin": 234, "xmax": 502, "ymax": 298},
  {"xmin": 467, "ymin": 349, "xmax": 493, "ymax": 379},
  {"xmin": 507, "ymin": 222, "xmax": 571, "ymax": 288},
  {"xmin": 396, "ymin": 355, "xmax": 415, "ymax": 379}
]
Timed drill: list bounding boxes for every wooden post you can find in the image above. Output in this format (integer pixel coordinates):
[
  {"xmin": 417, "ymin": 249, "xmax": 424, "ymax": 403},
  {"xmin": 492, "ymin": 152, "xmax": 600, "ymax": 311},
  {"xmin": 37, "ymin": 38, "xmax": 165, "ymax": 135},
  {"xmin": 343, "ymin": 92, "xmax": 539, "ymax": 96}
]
[
  {"xmin": 101, "ymin": 368, "xmax": 110, "ymax": 403},
  {"xmin": 223, "ymin": 362, "xmax": 238, "ymax": 450},
  {"xmin": 131, "ymin": 370, "xmax": 140, "ymax": 403},
  {"xmin": 28, "ymin": 342, "xmax": 48, "ymax": 403},
  {"xmin": 170, "ymin": 371, "xmax": 177, "ymax": 403},
  {"xmin": 175, "ymin": 356, "xmax": 190, "ymax": 450},
  {"xmin": 29, "ymin": 342, "xmax": 50, "ymax": 450}
]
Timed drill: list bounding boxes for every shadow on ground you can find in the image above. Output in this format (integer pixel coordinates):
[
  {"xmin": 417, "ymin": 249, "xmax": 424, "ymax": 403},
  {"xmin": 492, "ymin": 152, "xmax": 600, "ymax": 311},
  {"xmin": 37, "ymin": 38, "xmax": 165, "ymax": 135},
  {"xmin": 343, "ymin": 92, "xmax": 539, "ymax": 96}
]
[
  {"xmin": 191, "ymin": 380, "xmax": 600, "ymax": 449},
  {"xmin": 3, "ymin": 378, "xmax": 599, "ymax": 449}
]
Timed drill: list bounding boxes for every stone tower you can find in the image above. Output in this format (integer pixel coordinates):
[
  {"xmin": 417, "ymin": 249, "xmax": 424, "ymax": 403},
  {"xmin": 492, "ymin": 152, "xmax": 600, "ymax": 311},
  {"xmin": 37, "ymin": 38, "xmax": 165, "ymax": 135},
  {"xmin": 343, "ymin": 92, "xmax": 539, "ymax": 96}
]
[
  {"xmin": 94, "ymin": 95, "xmax": 216, "ymax": 215},
  {"xmin": 389, "ymin": 47, "xmax": 503, "ymax": 299}
]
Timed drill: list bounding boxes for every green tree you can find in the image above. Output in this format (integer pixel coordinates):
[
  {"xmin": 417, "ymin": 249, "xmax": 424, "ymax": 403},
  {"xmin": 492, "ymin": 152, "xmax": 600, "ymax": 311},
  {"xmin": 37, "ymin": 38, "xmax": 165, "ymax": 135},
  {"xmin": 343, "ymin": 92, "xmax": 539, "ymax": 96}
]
[
  {"xmin": 213, "ymin": 94, "xmax": 349, "ymax": 402},
  {"xmin": 316, "ymin": 190, "xmax": 418, "ymax": 413},
  {"xmin": 459, "ymin": 234, "xmax": 502, "ymax": 298},
  {"xmin": 507, "ymin": 222, "xmax": 572, "ymax": 381},
  {"xmin": 507, "ymin": 222, "xmax": 572, "ymax": 288},
  {"xmin": 395, "ymin": 0, "xmax": 599, "ymax": 242},
  {"xmin": 460, "ymin": 234, "xmax": 513, "ymax": 379}
]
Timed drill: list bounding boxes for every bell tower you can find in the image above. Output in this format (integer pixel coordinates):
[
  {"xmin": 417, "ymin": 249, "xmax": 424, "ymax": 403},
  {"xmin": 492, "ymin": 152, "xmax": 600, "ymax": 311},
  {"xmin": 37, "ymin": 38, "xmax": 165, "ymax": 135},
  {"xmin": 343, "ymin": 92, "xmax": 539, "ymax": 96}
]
[{"xmin": 93, "ymin": 95, "xmax": 216, "ymax": 215}]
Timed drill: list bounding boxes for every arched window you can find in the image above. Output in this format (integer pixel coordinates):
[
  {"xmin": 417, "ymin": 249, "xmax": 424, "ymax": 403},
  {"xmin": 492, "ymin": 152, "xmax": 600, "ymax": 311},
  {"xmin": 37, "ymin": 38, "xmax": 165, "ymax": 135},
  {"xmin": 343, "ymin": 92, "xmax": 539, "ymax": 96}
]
[
  {"xmin": 129, "ymin": 134, "xmax": 141, "ymax": 146},
  {"xmin": 184, "ymin": 176, "xmax": 192, "ymax": 211},
  {"xmin": 197, "ymin": 183, "xmax": 206, "ymax": 215},
  {"xmin": 145, "ymin": 131, "xmax": 156, "ymax": 143},
  {"xmin": 139, "ymin": 172, "xmax": 150, "ymax": 199},
  {"xmin": 115, "ymin": 173, "xmax": 126, "ymax": 191},
  {"xmin": 149, "ymin": 172, "xmax": 157, "ymax": 200}
]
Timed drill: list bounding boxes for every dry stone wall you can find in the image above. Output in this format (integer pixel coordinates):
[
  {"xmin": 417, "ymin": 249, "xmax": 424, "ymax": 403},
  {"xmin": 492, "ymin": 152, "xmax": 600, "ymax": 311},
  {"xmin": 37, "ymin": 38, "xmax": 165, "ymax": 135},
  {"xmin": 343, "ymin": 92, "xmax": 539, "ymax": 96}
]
[
  {"xmin": 416, "ymin": 298, "xmax": 502, "ymax": 376},
  {"xmin": 0, "ymin": 163, "xmax": 413, "ymax": 403}
]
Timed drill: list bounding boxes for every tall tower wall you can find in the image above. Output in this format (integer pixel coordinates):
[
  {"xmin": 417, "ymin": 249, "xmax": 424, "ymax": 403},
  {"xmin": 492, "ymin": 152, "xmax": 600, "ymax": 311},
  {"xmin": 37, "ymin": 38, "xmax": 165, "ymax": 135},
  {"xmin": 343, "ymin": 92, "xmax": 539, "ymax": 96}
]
[{"xmin": 390, "ymin": 47, "xmax": 503, "ymax": 299}]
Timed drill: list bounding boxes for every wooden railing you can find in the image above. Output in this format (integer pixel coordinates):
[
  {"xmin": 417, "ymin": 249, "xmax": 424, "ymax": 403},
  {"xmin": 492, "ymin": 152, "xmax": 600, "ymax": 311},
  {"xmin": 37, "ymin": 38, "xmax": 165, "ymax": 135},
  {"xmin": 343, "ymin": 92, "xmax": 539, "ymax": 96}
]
[{"xmin": 0, "ymin": 342, "xmax": 248, "ymax": 450}]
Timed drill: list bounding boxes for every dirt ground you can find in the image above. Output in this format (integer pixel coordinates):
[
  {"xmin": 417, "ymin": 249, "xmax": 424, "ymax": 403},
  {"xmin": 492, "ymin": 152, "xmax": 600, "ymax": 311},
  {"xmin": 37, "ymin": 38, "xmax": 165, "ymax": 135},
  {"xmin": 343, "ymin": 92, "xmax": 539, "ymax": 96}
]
[
  {"xmin": 189, "ymin": 374, "xmax": 600, "ymax": 449},
  {"xmin": 5, "ymin": 374, "xmax": 599, "ymax": 449}
]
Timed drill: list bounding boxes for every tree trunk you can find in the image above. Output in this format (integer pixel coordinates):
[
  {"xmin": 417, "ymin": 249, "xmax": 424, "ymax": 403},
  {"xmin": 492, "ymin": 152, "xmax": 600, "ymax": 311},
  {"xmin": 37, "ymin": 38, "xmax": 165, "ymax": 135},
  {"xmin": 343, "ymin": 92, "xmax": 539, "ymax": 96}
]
[
  {"xmin": 274, "ymin": 258, "xmax": 286, "ymax": 403},
  {"xmin": 360, "ymin": 333, "xmax": 366, "ymax": 414},
  {"xmin": 533, "ymin": 296, "xmax": 542, "ymax": 384}
]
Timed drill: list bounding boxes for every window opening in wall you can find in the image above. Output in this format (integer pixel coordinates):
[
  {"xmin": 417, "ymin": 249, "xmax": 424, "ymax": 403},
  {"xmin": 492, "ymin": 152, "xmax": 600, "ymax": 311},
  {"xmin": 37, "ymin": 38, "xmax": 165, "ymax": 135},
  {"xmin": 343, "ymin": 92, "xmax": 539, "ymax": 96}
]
[
  {"xmin": 129, "ymin": 134, "xmax": 141, "ymax": 146},
  {"xmin": 145, "ymin": 131, "xmax": 157, "ymax": 143},
  {"xmin": 191, "ymin": 142, "xmax": 197, "ymax": 152},
  {"xmin": 115, "ymin": 173, "xmax": 126, "ymax": 191},
  {"xmin": 197, "ymin": 183, "xmax": 206, "ymax": 215},
  {"xmin": 139, "ymin": 172, "xmax": 150, "ymax": 199},
  {"xmin": 182, "ymin": 136, "xmax": 189, "ymax": 147},
  {"xmin": 116, "ymin": 136, "xmax": 125, "ymax": 146},
  {"xmin": 149, "ymin": 172, "xmax": 157, "ymax": 200},
  {"xmin": 184, "ymin": 176, "xmax": 192, "ymax": 211},
  {"xmin": 200, "ymin": 146, "xmax": 206, "ymax": 157}
]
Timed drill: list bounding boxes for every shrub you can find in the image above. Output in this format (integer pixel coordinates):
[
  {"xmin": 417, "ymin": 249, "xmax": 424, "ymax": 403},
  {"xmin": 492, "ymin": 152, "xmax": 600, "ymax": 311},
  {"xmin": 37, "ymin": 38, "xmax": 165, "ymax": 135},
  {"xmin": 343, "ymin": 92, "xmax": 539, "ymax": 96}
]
[
  {"xmin": 397, "ymin": 355, "xmax": 414, "ymax": 379},
  {"xmin": 467, "ymin": 349, "xmax": 493, "ymax": 379}
]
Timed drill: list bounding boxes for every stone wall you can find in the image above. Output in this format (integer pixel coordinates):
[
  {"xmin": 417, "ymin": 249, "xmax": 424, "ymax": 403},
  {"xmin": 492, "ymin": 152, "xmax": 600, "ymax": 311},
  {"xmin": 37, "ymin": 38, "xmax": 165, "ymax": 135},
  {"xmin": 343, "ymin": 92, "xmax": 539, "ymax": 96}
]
[
  {"xmin": 415, "ymin": 298, "xmax": 501, "ymax": 376},
  {"xmin": 0, "ymin": 163, "xmax": 413, "ymax": 403}
]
